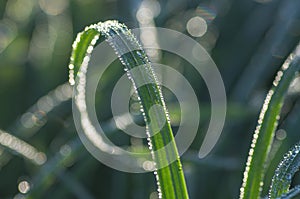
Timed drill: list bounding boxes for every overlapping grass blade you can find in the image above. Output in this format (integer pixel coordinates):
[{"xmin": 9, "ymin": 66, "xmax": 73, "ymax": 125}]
[
  {"xmin": 68, "ymin": 20, "xmax": 189, "ymax": 199},
  {"xmin": 240, "ymin": 44, "xmax": 300, "ymax": 199},
  {"xmin": 269, "ymin": 142, "xmax": 300, "ymax": 199}
]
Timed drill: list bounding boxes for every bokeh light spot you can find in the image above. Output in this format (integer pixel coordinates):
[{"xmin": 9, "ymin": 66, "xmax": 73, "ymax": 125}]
[
  {"xmin": 18, "ymin": 180, "xmax": 30, "ymax": 194},
  {"xmin": 39, "ymin": 0, "xmax": 69, "ymax": 16},
  {"xmin": 186, "ymin": 16, "xmax": 207, "ymax": 37}
]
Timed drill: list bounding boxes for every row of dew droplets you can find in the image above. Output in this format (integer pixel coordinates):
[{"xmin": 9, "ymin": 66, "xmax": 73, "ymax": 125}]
[
  {"xmin": 98, "ymin": 20, "xmax": 164, "ymax": 198},
  {"xmin": 268, "ymin": 45, "xmax": 300, "ymax": 198},
  {"xmin": 69, "ymin": 23, "xmax": 124, "ymax": 154},
  {"xmin": 68, "ymin": 20, "xmax": 170, "ymax": 197},
  {"xmin": 240, "ymin": 51, "xmax": 296, "ymax": 199},
  {"xmin": 69, "ymin": 24, "xmax": 99, "ymax": 86},
  {"xmin": 239, "ymin": 83, "xmax": 275, "ymax": 198},
  {"xmin": 269, "ymin": 142, "xmax": 300, "ymax": 198},
  {"xmin": 98, "ymin": 21, "xmax": 154, "ymax": 160}
]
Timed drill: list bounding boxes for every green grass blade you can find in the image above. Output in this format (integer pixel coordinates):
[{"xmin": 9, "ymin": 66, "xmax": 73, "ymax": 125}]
[
  {"xmin": 69, "ymin": 20, "xmax": 189, "ymax": 199},
  {"xmin": 269, "ymin": 142, "xmax": 300, "ymax": 198},
  {"xmin": 240, "ymin": 45, "xmax": 300, "ymax": 199}
]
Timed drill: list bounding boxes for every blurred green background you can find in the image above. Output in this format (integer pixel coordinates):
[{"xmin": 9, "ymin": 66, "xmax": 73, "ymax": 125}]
[{"xmin": 1, "ymin": 0, "xmax": 300, "ymax": 198}]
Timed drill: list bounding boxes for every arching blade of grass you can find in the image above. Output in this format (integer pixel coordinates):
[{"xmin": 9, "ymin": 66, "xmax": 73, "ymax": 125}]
[
  {"xmin": 240, "ymin": 44, "xmax": 300, "ymax": 199},
  {"xmin": 69, "ymin": 20, "xmax": 189, "ymax": 199},
  {"xmin": 269, "ymin": 142, "xmax": 300, "ymax": 199}
]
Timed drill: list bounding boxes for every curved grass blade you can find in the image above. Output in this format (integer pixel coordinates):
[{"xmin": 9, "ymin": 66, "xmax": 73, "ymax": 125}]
[
  {"xmin": 69, "ymin": 20, "xmax": 189, "ymax": 199},
  {"xmin": 240, "ymin": 44, "xmax": 300, "ymax": 199},
  {"xmin": 269, "ymin": 142, "xmax": 300, "ymax": 198}
]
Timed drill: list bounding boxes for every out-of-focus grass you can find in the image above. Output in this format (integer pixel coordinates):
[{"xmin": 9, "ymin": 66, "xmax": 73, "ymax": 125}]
[{"xmin": 0, "ymin": 0, "xmax": 300, "ymax": 198}]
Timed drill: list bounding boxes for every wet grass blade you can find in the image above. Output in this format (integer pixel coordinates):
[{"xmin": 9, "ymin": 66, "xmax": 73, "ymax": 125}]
[
  {"xmin": 68, "ymin": 20, "xmax": 189, "ymax": 199},
  {"xmin": 240, "ymin": 44, "xmax": 300, "ymax": 199},
  {"xmin": 269, "ymin": 142, "xmax": 300, "ymax": 199}
]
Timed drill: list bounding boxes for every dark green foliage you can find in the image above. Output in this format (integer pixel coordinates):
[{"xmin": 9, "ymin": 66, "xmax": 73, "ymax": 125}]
[{"xmin": 1, "ymin": 0, "xmax": 300, "ymax": 199}]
